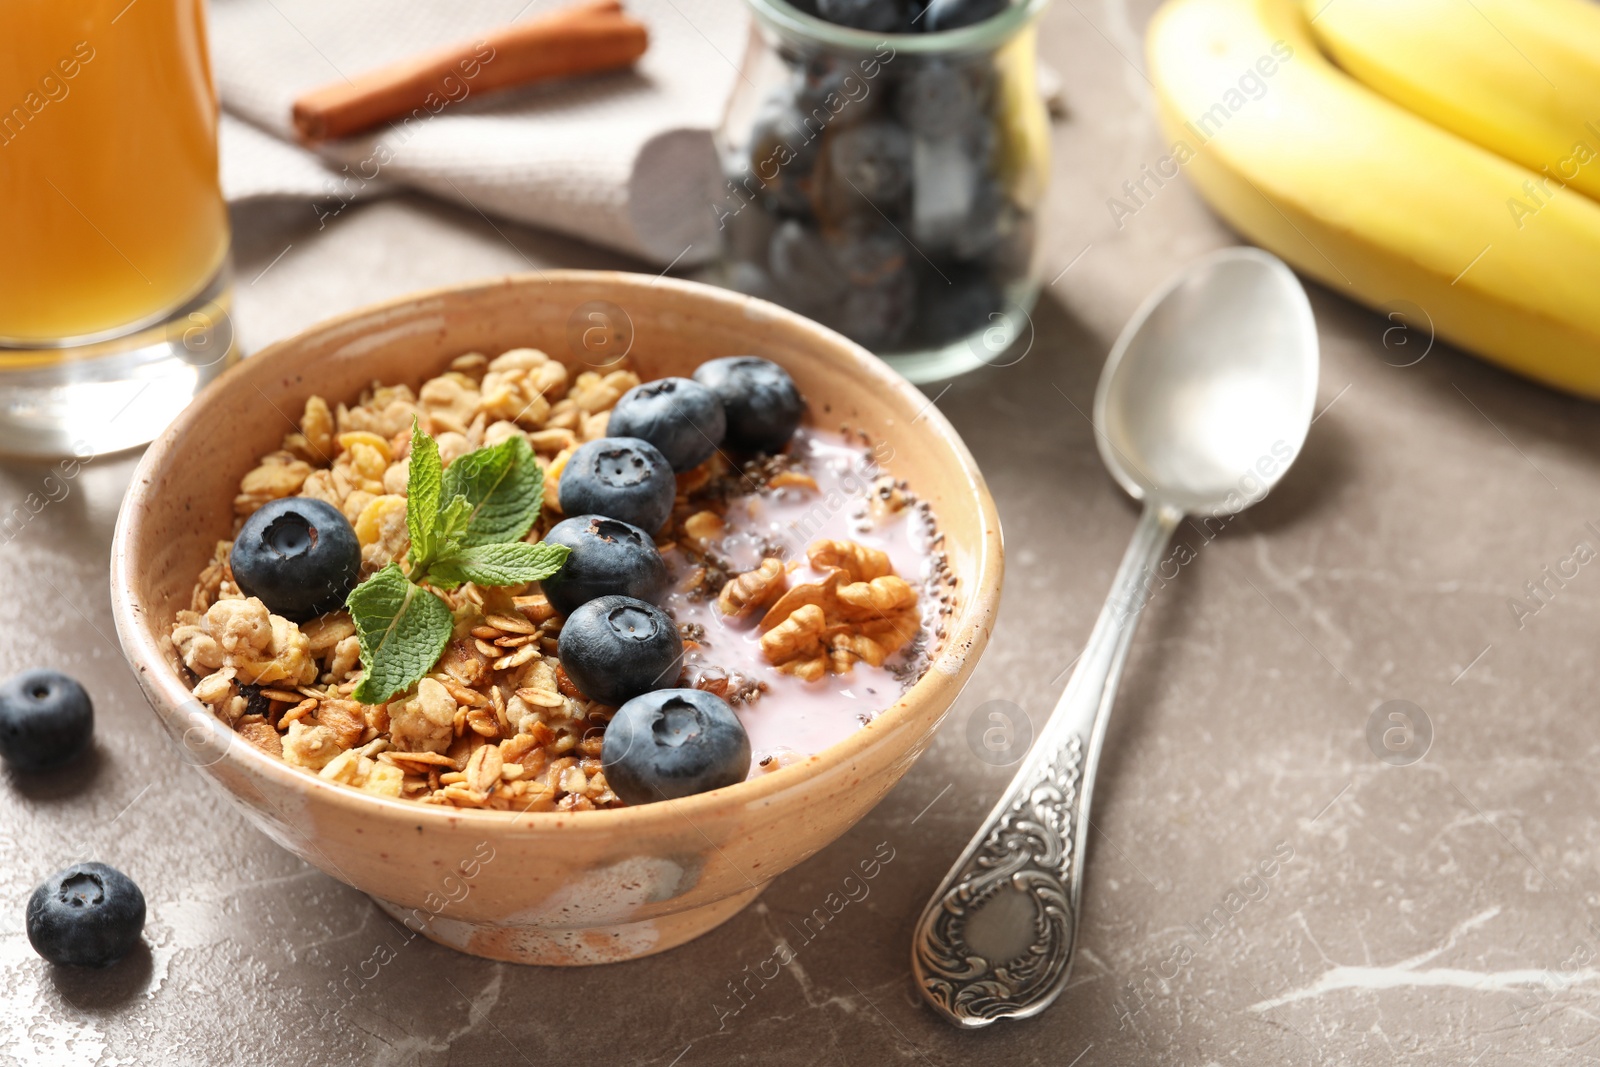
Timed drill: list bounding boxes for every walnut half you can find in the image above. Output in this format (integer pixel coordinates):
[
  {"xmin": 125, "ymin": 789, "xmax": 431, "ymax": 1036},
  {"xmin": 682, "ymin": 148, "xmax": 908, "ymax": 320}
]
[
  {"xmin": 745, "ymin": 539, "xmax": 920, "ymax": 680},
  {"xmin": 717, "ymin": 558, "xmax": 787, "ymax": 619}
]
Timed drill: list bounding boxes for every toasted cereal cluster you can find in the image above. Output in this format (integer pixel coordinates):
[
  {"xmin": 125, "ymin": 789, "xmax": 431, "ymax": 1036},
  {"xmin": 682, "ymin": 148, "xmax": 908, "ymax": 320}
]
[{"xmin": 166, "ymin": 349, "xmax": 937, "ymax": 810}]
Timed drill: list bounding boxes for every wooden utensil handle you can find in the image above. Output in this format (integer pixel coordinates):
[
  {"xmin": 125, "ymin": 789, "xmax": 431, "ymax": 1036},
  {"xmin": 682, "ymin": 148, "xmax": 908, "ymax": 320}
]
[{"xmin": 292, "ymin": 0, "xmax": 649, "ymax": 143}]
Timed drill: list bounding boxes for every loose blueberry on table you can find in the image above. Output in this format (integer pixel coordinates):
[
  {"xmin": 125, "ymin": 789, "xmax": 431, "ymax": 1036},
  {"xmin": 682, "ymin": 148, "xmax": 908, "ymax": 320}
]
[
  {"xmin": 602, "ymin": 688, "xmax": 752, "ymax": 805},
  {"xmin": 540, "ymin": 515, "xmax": 668, "ymax": 616},
  {"xmin": 26, "ymin": 862, "xmax": 146, "ymax": 967},
  {"xmin": 0, "ymin": 668, "xmax": 93, "ymax": 771},
  {"xmin": 557, "ymin": 595, "xmax": 685, "ymax": 708},
  {"xmin": 230, "ymin": 497, "xmax": 362, "ymax": 622}
]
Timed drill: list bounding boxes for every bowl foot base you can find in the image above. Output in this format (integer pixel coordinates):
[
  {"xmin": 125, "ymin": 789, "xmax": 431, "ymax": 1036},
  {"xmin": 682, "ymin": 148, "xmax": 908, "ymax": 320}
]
[{"xmin": 371, "ymin": 883, "xmax": 765, "ymax": 966}]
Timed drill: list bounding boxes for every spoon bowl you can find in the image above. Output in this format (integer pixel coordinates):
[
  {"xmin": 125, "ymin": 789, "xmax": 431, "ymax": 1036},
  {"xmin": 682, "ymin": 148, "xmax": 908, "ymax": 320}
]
[{"xmin": 1096, "ymin": 247, "xmax": 1319, "ymax": 513}]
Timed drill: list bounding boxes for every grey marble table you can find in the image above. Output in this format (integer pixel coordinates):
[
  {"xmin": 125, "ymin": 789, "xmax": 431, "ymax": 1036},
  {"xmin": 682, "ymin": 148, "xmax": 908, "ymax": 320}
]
[{"xmin": 5, "ymin": 2, "xmax": 1600, "ymax": 1063}]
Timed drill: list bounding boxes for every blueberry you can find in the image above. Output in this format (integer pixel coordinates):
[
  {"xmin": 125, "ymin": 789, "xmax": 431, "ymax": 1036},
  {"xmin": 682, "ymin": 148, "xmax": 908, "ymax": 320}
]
[
  {"xmin": 815, "ymin": 0, "xmax": 913, "ymax": 32},
  {"xmin": 230, "ymin": 497, "xmax": 361, "ymax": 622},
  {"xmin": 557, "ymin": 596, "xmax": 684, "ymax": 706},
  {"xmin": 606, "ymin": 378, "xmax": 727, "ymax": 472},
  {"xmin": 834, "ymin": 267, "xmax": 916, "ymax": 349},
  {"xmin": 791, "ymin": 54, "xmax": 881, "ymax": 123},
  {"xmin": 0, "ymin": 669, "xmax": 93, "ymax": 771},
  {"xmin": 826, "ymin": 121, "xmax": 912, "ymax": 207},
  {"xmin": 540, "ymin": 515, "xmax": 668, "ymax": 616},
  {"xmin": 748, "ymin": 101, "xmax": 822, "ymax": 216},
  {"xmin": 920, "ymin": 264, "xmax": 1003, "ymax": 345},
  {"xmin": 921, "ymin": 0, "xmax": 1006, "ymax": 31},
  {"xmin": 825, "ymin": 218, "xmax": 909, "ymax": 286},
  {"xmin": 26, "ymin": 863, "xmax": 145, "ymax": 968},
  {"xmin": 770, "ymin": 219, "xmax": 848, "ymax": 313},
  {"xmin": 558, "ymin": 437, "xmax": 676, "ymax": 534},
  {"xmin": 602, "ymin": 689, "xmax": 751, "ymax": 805},
  {"xmin": 693, "ymin": 357, "xmax": 806, "ymax": 452}
]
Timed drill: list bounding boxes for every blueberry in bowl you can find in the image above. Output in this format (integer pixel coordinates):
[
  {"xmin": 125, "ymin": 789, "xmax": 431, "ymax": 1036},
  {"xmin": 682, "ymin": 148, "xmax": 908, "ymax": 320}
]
[
  {"xmin": 230, "ymin": 497, "xmax": 361, "ymax": 622},
  {"xmin": 693, "ymin": 356, "xmax": 805, "ymax": 453},
  {"xmin": 602, "ymin": 689, "xmax": 752, "ymax": 805},
  {"xmin": 558, "ymin": 437, "xmax": 676, "ymax": 534},
  {"xmin": 26, "ymin": 862, "xmax": 146, "ymax": 968},
  {"xmin": 605, "ymin": 377, "xmax": 728, "ymax": 472},
  {"xmin": 0, "ymin": 668, "xmax": 94, "ymax": 771},
  {"xmin": 540, "ymin": 515, "xmax": 669, "ymax": 615},
  {"xmin": 557, "ymin": 595, "xmax": 685, "ymax": 707}
]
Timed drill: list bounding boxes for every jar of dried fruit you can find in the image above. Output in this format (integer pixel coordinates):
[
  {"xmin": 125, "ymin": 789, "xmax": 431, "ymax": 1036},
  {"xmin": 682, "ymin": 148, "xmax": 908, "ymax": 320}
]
[{"xmin": 712, "ymin": 0, "xmax": 1052, "ymax": 382}]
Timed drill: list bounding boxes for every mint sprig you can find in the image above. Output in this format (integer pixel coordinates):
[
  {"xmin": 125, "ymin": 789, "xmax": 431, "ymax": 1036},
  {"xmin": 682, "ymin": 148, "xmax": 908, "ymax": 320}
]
[
  {"xmin": 346, "ymin": 422, "xmax": 570, "ymax": 705},
  {"xmin": 346, "ymin": 564, "xmax": 454, "ymax": 706},
  {"xmin": 427, "ymin": 542, "xmax": 572, "ymax": 589}
]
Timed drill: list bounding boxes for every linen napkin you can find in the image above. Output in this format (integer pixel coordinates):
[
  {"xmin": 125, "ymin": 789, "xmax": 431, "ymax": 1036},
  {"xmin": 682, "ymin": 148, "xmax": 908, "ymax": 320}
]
[{"xmin": 208, "ymin": 0, "xmax": 749, "ymax": 266}]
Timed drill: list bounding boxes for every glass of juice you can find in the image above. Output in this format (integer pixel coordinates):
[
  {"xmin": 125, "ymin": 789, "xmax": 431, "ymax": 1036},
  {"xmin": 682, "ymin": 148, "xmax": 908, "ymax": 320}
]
[{"xmin": 0, "ymin": 0, "xmax": 233, "ymax": 458}]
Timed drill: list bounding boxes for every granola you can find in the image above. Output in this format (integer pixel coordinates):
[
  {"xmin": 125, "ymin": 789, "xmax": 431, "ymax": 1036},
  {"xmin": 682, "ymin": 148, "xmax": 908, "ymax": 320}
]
[{"xmin": 168, "ymin": 349, "xmax": 950, "ymax": 811}]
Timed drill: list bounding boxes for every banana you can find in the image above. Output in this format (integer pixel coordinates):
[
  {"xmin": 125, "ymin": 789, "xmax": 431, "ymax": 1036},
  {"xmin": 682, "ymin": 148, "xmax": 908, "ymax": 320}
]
[
  {"xmin": 1306, "ymin": 0, "xmax": 1600, "ymax": 204},
  {"xmin": 1146, "ymin": 0, "xmax": 1600, "ymax": 398}
]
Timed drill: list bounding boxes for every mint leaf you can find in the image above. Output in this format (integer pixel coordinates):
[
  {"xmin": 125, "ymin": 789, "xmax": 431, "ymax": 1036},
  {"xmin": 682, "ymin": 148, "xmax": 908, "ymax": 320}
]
[
  {"xmin": 346, "ymin": 563, "xmax": 455, "ymax": 704},
  {"xmin": 406, "ymin": 420, "xmax": 444, "ymax": 571},
  {"xmin": 434, "ymin": 494, "xmax": 473, "ymax": 559},
  {"xmin": 441, "ymin": 434, "xmax": 543, "ymax": 547},
  {"xmin": 428, "ymin": 541, "xmax": 571, "ymax": 590}
]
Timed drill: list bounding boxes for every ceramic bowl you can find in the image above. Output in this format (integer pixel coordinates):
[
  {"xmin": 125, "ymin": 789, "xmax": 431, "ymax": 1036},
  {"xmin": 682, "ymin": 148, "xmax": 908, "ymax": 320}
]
[{"xmin": 110, "ymin": 271, "xmax": 1003, "ymax": 965}]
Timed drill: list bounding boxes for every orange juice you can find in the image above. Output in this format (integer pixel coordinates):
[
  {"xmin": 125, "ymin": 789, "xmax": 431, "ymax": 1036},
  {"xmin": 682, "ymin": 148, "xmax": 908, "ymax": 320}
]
[{"xmin": 0, "ymin": 0, "xmax": 229, "ymax": 344}]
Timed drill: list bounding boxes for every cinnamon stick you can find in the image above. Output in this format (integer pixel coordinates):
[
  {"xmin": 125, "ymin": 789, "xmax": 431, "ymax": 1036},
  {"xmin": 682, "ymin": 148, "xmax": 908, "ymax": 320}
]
[{"xmin": 292, "ymin": 0, "xmax": 649, "ymax": 143}]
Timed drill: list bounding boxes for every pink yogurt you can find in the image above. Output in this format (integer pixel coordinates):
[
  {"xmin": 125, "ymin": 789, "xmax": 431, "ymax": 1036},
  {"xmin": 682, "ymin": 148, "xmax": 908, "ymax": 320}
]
[{"xmin": 664, "ymin": 429, "xmax": 940, "ymax": 766}]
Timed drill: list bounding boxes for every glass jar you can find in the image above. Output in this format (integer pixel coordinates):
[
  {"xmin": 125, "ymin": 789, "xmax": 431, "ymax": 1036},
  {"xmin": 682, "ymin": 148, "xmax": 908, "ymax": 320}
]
[
  {"xmin": 713, "ymin": 0, "xmax": 1051, "ymax": 383},
  {"xmin": 0, "ymin": 0, "xmax": 234, "ymax": 458}
]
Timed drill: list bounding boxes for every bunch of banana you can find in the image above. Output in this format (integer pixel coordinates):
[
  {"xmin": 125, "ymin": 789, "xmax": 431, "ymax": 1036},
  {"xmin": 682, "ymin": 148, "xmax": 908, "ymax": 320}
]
[{"xmin": 1145, "ymin": 0, "xmax": 1600, "ymax": 397}]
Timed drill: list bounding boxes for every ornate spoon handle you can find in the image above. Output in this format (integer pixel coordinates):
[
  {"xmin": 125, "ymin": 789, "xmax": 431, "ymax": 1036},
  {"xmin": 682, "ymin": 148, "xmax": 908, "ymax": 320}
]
[{"xmin": 912, "ymin": 502, "xmax": 1181, "ymax": 1028}]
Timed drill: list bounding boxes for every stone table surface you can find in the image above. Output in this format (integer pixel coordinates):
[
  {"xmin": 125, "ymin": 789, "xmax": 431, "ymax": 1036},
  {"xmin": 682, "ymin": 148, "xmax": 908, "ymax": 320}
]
[{"xmin": 5, "ymin": 1, "xmax": 1600, "ymax": 1064}]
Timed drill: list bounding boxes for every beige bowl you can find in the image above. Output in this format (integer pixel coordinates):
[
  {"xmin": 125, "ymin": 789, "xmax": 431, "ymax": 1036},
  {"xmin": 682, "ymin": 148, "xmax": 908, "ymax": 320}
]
[{"xmin": 110, "ymin": 272, "xmax": 1002, "ymax": 965}]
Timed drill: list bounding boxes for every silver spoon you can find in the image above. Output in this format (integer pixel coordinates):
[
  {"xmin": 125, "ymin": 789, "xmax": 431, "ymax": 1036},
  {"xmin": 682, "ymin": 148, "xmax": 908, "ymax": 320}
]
[{"xmin": 911, "ymin": 247, "xmax": 1320, "ymax": 1028}]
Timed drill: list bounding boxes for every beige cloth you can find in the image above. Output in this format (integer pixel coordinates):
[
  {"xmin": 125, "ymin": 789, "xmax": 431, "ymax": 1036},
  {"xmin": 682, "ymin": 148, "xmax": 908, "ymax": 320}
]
[{"xmin": 208, "ymin": 0, "xmax": 749, "ymax": 265}]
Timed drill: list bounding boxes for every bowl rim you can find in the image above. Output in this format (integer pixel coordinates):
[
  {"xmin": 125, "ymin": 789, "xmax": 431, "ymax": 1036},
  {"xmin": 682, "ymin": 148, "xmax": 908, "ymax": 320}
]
[{"xmin": 110, "ymin": 270, "xmax": 1003, "ymax": 832}]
